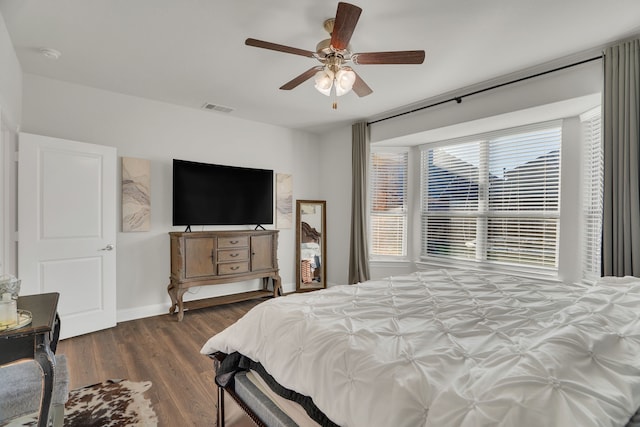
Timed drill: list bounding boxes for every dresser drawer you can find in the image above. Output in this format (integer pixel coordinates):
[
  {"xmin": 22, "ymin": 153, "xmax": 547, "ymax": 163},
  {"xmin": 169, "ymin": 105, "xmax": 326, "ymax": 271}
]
[
  {"xmin": 218, "ymin": 248, "xmax": 249, "ymax": 262},
  {"xmin": 218, "ymin": 262, "xmax": 250, "ymax": 275},
  {"xmin": 218, "ymin": 236, "xmax": 249, "ymax": 248}
]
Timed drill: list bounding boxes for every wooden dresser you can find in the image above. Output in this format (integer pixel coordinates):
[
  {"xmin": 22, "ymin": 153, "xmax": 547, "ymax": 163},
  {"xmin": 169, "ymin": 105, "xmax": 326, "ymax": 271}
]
[{"xmin": 168, "ymin": 229, "xmax": 281, "ymax": 321}]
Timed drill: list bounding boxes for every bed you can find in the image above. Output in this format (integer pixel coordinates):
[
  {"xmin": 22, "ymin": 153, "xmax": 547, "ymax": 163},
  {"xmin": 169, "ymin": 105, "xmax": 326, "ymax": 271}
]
[{"xmin": 201, "ymin": 269, "xmax": 640, "ymax": 426}]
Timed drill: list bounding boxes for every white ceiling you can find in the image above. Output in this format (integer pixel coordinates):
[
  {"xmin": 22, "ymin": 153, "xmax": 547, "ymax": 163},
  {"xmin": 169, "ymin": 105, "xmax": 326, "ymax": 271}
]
[{"xmin": 1, "ymin": 0, "xmax": 639, "ymax": 134}]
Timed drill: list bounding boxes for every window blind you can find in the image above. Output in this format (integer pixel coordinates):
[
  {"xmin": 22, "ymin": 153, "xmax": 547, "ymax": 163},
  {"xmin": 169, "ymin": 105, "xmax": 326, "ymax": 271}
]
[
  {"xmin": 581, "ymin": 108, "xmax": 603, "ymax": 281},
  {"xmin": 421, "ymin": 123, "xmax": 561, "ymax": 270},
  {"xmin": 370, "ymin": 151, "xmax": 408, "ymax": 257}
]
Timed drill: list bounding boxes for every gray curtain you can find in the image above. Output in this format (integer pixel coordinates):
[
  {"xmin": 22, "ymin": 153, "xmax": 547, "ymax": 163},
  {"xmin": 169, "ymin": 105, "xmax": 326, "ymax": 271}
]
[
  {"xmin": 348, "ymin": 122, "xmax": 371, "ymax": 284},
  {"xmin": 602, "ymin": 39, "xmax": 640, "ymax": 276}
]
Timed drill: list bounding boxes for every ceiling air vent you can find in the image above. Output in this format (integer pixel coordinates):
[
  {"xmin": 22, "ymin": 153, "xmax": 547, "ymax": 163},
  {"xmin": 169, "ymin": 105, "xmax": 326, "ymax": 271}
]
[{"xmin": 201, "ymin": 102, "xmax": 234, "ymax": 113}]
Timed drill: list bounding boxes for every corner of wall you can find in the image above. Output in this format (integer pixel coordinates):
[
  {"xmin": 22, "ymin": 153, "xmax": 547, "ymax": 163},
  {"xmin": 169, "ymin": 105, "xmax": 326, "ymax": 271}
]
[{"xmin": 0, "ymin": 8, "xmax": 22, "ymax": 127}]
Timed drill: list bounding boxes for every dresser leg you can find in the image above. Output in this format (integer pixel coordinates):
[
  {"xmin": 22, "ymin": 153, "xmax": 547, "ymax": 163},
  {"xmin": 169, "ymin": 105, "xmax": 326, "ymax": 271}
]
[
  {"xmin": 176, "ymin": 288, "xmax": 186, "ymax": 322},
  {"xmin": 272, "ymin": 274, "xmax": 282, "ymax": 297},
  {"xmin": 167, "ymin": 283, "xmax": 178, "ymax": 315}
]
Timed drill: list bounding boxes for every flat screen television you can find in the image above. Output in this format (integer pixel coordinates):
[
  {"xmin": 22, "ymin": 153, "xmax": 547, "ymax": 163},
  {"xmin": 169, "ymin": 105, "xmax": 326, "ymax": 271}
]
[{"xmin": 172, "ymin": 159, "xmax": 273, "ymax": 227}]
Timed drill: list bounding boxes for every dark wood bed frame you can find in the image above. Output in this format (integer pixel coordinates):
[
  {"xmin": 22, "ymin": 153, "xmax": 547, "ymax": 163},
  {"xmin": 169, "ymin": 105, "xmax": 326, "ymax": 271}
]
[{"xmin": 213, "ymin": 352, "xmax": 268, "ymax": 427}]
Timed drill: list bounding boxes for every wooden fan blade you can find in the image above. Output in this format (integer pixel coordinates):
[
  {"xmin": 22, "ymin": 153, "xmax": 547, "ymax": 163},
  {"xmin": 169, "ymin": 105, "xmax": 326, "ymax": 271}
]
[
  {"xmin": 352, "ymin": 71, "xmax": 373, "ymax": 97},
  {"xmin": 330, "ymin": 2, "xmax": 362, "ymax": 51},
  {"xmin": 352, "ymin": 50, "xmax": 426, "ymax": 65},
  {"xmin": 245, "ymin": 38, "xmax": 315, "ymax": 58},
  {"xmin": 280, "ymin": 67, "xmax": 323, "ymax": 90}
]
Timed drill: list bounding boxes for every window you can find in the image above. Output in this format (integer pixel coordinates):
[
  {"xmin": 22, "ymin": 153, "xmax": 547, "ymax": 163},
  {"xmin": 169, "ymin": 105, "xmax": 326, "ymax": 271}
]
[
  {"xmin": 420, "ymin": 122, "xmax": 561, "ymax": 271},
  {"xmin": 369, "ymin": 150, "xmax": 408, "ymax": 258},
  {"xmin": 581, "ymin": 108, "xmax": 603, "ymax": 281}
]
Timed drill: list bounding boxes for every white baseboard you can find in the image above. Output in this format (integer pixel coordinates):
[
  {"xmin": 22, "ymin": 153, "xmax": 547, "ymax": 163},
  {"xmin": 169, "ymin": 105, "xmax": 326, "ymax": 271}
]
[
  {"xmin": 281, "ymin": 282, "xmax": 296, "ymax": 294},
  {"xmin": 117, "ymin": 303, "xmax": 170, "ymax": 323}
]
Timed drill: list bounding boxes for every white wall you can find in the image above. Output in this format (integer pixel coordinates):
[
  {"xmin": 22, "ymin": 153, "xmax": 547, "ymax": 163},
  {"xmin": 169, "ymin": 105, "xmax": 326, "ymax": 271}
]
[
  {"xmin": 0, "ymin": 10, "xmax": 20, "ymax": 277},
  {"xmin": 1, "ymin": 119, "xmax": 18, "ymax": 276},
  {"xmin": 21, "ymin": 73, "xmax": 322, "ymax": 320},
  {"xmin": 0, "ymin": 11, "xmax": 21, "ymax": 127},
  {"xmin": 318, "ymin": 125, "xmax": 352, "ymax": 286}
]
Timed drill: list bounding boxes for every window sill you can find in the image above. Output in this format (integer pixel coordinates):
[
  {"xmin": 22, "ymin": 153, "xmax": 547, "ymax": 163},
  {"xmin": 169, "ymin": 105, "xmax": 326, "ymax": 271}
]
[
  {"xmin": 369, "ymin": 258, "xmax": 413, "ymax": 266},
  {"xmin": 416, "ymin": 258, "xmax": 561, "ymax": 283}
]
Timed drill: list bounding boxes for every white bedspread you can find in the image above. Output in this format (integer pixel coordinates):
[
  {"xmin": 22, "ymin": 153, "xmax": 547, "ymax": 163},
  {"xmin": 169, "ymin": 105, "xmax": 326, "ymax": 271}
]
[{"xmin": 201, "ymin": 269, "xmax": 640, "ymax": 427}]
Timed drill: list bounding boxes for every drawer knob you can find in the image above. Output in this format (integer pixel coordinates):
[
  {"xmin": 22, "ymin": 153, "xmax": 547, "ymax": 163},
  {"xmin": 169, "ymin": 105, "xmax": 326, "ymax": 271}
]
[
  {"xmin": 231, "ymin": 266, "xmax": 239, "ymax": 271},
  {"xmin": 230, "ymin": 253, "xmax": 239, "ymax": 258},
  {"xmin": 230, "ymin": 240, "xmax": 239, "ymax": 244}
]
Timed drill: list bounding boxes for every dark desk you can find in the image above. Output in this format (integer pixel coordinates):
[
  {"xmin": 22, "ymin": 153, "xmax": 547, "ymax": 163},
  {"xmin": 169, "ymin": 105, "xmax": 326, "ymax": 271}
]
[{"xmin": 0, "ymin": 293, "xmax": 60, "ymax": 427}]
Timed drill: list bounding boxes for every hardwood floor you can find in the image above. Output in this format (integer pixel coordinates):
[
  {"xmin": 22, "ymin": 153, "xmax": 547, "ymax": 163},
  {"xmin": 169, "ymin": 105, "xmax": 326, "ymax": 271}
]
[{"xmin": 57, "ymin": 299, "xmax": 264, "ymax": 426}]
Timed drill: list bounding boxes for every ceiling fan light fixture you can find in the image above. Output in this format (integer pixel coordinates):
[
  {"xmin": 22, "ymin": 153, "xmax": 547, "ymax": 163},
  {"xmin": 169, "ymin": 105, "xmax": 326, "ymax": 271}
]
[
  {"xmin": 335, "ymin": 68, "xmax": 356, "ymax": 96},
  {"xmin": 314, "ymin": 69, "xmax": 334, "ymax": 96},
  {"xmin": 245, "ymin": 2, "xmax": 425, "ymax": 106}
]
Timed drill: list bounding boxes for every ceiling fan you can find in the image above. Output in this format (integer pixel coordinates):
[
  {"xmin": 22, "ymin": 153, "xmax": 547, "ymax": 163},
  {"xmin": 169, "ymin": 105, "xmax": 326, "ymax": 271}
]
[{"xmin": 245, "ymin": 2, "xmax": 425, "ymax": 109}]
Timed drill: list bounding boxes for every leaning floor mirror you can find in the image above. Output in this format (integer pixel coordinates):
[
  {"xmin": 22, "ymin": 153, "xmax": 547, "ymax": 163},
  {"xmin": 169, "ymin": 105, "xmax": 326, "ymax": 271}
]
[{"xmin": 296, "ymin": 200, "xmax": 326, "ymax": 292}]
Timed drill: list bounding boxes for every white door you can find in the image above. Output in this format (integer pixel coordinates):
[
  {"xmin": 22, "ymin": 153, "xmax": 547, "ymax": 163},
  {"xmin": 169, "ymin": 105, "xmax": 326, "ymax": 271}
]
[{"xmin": 18, "ymin": 133, "xmax": 117, "ymax": 339}]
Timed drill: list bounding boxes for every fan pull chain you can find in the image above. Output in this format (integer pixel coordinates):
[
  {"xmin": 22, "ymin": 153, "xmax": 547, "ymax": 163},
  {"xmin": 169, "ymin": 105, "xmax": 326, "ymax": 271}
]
[{"xmin": 332, "ymin": 80, "xmax": 338, "ymax": 109}]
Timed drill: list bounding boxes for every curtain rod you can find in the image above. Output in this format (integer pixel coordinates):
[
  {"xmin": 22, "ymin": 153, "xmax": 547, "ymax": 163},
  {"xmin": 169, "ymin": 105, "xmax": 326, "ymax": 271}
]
[{"xmin": 367, "ymin": 54, "xmax": 603, "ymax": 126}]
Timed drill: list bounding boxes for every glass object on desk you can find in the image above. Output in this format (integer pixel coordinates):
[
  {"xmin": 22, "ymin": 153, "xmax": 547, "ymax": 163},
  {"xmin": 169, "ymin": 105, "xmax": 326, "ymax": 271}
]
[
  {"xmin": 0, "ymin": 292, "xmax": 17, "ymax": 327},
  {"xmin": 0, "ymin": 274, "xmax": 20, "ymax": 299},
  {"xmin": 0, "ymin": 310, "xmax": 32, "ymax": 332}
]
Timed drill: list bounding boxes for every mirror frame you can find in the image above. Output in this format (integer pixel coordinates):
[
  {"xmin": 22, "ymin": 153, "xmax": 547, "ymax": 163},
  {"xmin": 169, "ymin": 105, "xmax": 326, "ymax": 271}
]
[{"xmin": 295, "ymin": 200, "xmax": 326, "ymax": 292}]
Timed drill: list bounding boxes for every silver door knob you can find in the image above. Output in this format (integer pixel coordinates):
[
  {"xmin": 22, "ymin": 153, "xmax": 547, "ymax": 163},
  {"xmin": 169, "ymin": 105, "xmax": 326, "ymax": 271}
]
[{"xmin": 100, "ymin": 244, "xmax": 114, "ymax": 251}]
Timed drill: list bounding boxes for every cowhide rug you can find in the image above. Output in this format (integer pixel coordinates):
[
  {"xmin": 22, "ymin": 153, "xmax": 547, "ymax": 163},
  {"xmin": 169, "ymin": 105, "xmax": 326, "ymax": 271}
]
[{"xmin": 9, "ymin": 379, "xmax": 158, "ymax": 427}]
